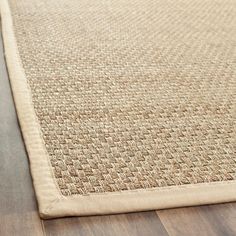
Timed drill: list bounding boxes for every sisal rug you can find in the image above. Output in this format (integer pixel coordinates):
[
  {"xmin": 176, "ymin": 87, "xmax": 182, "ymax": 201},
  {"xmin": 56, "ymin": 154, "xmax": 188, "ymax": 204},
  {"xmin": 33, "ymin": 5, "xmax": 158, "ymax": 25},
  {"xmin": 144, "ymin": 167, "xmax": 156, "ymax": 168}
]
[{"xmin": 0, "ymin": 0, "xmax": 236, "ymax": 219}]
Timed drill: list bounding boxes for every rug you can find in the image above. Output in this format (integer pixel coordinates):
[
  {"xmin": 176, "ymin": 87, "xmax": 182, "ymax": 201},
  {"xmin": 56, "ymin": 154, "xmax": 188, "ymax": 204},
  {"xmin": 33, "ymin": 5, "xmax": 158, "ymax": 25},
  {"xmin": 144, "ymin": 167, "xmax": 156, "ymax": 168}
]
[{"xmin": 0, "ymin": 0, "xmax": 235, "ymax": 219}]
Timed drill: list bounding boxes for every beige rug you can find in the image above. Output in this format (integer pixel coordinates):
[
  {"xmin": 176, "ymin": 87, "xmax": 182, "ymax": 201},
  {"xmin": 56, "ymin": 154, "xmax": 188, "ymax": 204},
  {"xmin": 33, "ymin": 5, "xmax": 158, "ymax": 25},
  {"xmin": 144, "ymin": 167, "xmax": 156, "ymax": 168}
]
[{"xmin": 1, "ymin": 0, "xmax": 236, "ymax": 219}]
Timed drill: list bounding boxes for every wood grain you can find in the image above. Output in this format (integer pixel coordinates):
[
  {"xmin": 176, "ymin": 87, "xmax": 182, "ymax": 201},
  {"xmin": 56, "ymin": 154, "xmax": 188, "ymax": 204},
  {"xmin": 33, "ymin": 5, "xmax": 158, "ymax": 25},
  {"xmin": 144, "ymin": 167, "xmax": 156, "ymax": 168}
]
[
  {"xmin": 0, "ymin": 213, "xmax": 44, "ymax": 236},
  {"xmin": 43, "ymin": 211, "xmax": 168, "ymax": 236},
  {"xmin": 198, "ymin": 204, "xmax": 236, "ymax": 236},
  {"xmin": 157, "ymin": 203, "xmax": 236, "ymax": 236}
]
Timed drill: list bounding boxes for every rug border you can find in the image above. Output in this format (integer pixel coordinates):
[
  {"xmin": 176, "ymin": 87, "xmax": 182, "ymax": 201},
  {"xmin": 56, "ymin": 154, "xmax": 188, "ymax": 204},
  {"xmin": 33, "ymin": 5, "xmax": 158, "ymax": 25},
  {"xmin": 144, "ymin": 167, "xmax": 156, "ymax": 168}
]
[{"xmin": 1, "ymin": 0, "xmax": 236, "ymax": 219}]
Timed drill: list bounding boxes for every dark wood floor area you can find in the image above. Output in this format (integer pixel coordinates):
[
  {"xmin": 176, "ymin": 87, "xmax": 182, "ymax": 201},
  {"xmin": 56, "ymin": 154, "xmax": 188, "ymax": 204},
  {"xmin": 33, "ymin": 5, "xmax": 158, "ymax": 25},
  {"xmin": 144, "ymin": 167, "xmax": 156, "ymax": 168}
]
[{"xmin": 0, "ymin": 31, "xmax": 236, "ymax": 236}]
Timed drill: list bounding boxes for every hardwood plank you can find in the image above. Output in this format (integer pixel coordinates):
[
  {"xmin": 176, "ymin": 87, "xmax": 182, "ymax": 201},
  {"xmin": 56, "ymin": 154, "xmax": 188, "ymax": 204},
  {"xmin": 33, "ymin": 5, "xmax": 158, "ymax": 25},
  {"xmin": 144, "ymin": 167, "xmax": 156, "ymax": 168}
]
[
  {"xmin": 0, "ymin": 212, "xmax": 44, "ymax": 236},
  {"xmin": 0, "ymin": 31, "xmax": 44, "ymax": 235},
  {"xmin": 43, "ymin": 211, "xmax": 169, "ymax": 236},
  {"xmin": 157, "ymin": 207, "xmax": 216, "ymax": 236},
  {"xmin": 157, "ymin": 203, "xmax": 236, "ymax": 236},
  {"xmin": 199, "ymin": 203, "xmax": 236, "ymax": 236}
]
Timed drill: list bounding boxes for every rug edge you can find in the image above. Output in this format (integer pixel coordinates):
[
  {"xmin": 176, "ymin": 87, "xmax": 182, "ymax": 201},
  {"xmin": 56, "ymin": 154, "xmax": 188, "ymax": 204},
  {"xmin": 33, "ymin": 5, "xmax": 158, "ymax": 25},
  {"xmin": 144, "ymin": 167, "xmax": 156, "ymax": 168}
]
[
  {"xmin": 39, "ymin": 181, "xmax": 236, "ymax": 219},
  {"xmin": 0, "ymin": 0, "xmax": 61, "ymax": 216},
  {"xmin": 1, "ymin": 0, "xmax": 236, "ymax": 220}
]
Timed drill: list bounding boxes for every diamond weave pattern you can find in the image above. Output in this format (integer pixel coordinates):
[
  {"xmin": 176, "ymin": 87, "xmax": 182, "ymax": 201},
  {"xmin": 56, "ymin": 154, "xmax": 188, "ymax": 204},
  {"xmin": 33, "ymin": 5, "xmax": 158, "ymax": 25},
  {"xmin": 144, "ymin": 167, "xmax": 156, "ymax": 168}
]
[{"xmin": 9, "ymin": 0, "xmax": 236, "ymax": 195}]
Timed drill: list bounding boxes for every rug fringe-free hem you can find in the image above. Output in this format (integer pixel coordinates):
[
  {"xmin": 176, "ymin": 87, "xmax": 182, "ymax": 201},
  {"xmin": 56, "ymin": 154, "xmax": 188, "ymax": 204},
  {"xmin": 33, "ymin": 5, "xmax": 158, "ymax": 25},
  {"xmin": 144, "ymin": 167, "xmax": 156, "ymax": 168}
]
[{"xmin": 1, "ymin": 0, "xmax": 236, "ymax": 219}]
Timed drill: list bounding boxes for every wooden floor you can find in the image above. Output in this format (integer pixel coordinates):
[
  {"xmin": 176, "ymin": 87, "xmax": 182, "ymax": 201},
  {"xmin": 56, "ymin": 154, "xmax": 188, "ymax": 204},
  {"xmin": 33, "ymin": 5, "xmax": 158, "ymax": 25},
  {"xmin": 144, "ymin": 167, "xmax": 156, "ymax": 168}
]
[{"xmin": 0, "ymin": 31, "xmax": 236, "ymax": 236}]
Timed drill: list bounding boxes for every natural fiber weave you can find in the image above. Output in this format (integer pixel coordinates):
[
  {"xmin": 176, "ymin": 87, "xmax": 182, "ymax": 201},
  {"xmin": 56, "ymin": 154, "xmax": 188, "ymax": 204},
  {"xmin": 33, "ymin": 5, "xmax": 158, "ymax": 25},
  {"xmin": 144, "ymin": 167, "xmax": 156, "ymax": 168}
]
[{"xmin": 1, "ymin": 0, "xmax": 236, "ymax": 218}]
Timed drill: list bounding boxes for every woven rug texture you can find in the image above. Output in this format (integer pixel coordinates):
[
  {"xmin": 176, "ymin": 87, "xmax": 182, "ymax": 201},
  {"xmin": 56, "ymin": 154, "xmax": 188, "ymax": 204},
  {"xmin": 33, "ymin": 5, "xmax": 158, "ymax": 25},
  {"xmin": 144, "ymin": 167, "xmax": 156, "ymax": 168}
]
[{"xmin": 1, "ymin": 0, "xmax": 236, "ymax": 218}]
